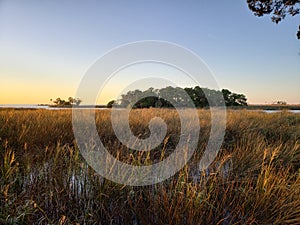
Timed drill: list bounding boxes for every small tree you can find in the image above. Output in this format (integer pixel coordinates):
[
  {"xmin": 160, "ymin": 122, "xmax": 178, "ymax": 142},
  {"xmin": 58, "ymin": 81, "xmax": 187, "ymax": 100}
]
[
  {"xmin": 73, "ymin": 98, "xmax": 82, "ymax": 106},
  {"xmin": 107, "ymin": 100, "xmax": 116, "ymax": 108},
  {"xmin": 53, "ymin": 98, "xmax": 63, "ymax": 105},
  {"xmin": 68, "ymin": 97, "xmax": 74, "ymax": 105},
  {"xmin": 52, "ymin": 97, "xmax": 82, "ymax": 106},
  {"xmin": 276, "ymin": 100, "xmax": 287, "ymax": 105}
]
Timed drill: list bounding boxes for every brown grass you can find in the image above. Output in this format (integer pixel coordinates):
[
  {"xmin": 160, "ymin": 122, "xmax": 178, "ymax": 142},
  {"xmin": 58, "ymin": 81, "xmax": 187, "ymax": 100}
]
[{"xmin": 0, "ymin": 108, "xmax": 299, "ymax": 224}]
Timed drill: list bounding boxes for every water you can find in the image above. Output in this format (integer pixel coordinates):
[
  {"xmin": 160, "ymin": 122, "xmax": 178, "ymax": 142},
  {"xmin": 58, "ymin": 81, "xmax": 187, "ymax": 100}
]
[
  {"xmin": 1, "ymin": 105, "xmax": 299, "ymax": 113},
  {"xmin": 0, "ymin": 104, "xmax": 107, "ymax": 110},
  {"xmin": 0, "ymin": 104, "xmax": 50, "ymax": 109},
  {"xmin": 263, "ymin": 109, "xmax": 300, "ymax": 114}
]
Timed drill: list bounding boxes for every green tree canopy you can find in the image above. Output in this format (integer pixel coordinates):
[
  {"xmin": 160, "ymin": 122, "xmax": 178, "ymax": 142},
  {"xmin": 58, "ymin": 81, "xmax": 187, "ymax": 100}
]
[{"xmin": 108, "ymin": 86, "xmax": 247, "ymax": 109}]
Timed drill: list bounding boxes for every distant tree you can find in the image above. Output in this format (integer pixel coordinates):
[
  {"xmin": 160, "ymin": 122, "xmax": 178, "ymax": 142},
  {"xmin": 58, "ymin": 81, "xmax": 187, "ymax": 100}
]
[
  {"xmin": 276, "ymin": 100, "xmax": 287, "ymax": 105},
  {"xmin": 159, "ymin": 86, "xmax": 192, "ymax": 107},
  {"xmin": 115, "ymin": 86, "xmax": 247, "ymax": 108},
  {"xmin": 119, "ymin": 89, "xmax": 143, "ymax": 108},
  {"xmin": 231, "ymin": 93, "xmax": 248, "ymax": 106},
  {"xmin": 184, "ymin": 86, "xmax": 208, "ymax": 107},
  {"xmin": 134, "ymin": 96, "xmax": 159, "ymax": 108},
  {"xmin": 52, "ymin": 97, "xmax": 82, "ymax": 106},
  {"xmin": 247, "ymin": 0, "xmax": 300, "ymax": 39},
  {"xmin": 107, "ymin": 100, "xmax": 116, "ymax": 108},
  {"xmin": 222, "ymin": 89, "xmax": 248, "ymax": 106},
  {"xmin": 222, "ymin": 89, "xmax": 232, "ymax": 105},
  {"xmin": 53, "ymin": 97, "xmax": 63, "ymax": 105},
  {"xmin": 68, "ymin": 97, "xmax": 75, "ymax": 104},
  {"xmin": 73, "ymin": 98, "xmax": 82, "ymax": 106}
]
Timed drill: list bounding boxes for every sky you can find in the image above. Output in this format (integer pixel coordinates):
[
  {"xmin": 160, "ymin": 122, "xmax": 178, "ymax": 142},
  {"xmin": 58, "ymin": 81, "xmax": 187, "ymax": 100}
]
[{"xmin": 0, "ymin": 0, "xmax": 299, "ymax": 104}]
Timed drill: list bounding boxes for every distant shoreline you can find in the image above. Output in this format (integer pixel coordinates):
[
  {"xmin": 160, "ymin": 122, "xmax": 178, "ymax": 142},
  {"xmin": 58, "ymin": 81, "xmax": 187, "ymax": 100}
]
[
  {"xmin": 36, "ymin": 103, "xmax": 300, "ymax": 111},
  {"xmin": 237, "ymin": 104, "xmax": 300, "ymax": 110},
  {"xmin": 46, "ymin": 104, "xmax": 107, "ymax": 108},
  {"xmin": 1, "ymin": 104, "xmax": 300, "ymax": 111}
]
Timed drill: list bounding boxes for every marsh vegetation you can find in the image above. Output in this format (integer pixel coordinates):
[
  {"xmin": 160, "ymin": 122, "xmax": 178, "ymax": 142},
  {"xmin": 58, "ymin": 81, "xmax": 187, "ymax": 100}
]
[{"xmin": 0, "ymin": 109, "xmax": 299, "ymax": 224}]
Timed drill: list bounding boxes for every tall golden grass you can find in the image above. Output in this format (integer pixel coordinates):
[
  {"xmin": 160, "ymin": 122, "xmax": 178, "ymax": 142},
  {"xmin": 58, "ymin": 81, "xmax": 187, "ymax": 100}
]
[{"xmin": 0, "ymin": 108, "xmax": 299, "ymax": 224}]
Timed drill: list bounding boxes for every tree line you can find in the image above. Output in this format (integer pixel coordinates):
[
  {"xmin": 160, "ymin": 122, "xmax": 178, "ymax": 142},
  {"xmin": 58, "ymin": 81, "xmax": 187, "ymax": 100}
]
[
  {"xmin": 51, "ymin": 97, "xmax": 82, "ymax": 106},
  {"xmin": 107, "ymin": 86, "xmax": 247, "ymax": 108}
]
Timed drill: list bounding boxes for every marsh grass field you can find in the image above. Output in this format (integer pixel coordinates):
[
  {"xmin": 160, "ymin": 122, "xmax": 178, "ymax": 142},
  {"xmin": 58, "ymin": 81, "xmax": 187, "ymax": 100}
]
[{"xmin": 0, "ymin": 108, "xmax": 299, "ymax": 224}]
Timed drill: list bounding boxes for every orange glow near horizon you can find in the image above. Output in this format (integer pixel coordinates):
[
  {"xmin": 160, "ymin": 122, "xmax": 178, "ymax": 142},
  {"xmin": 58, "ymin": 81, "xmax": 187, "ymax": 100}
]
[
  {"xmin": 1, "ymin": 79, "xmax": 299, "ymax": 105},
  {"xmin": 0, "ymin": 78, "xmax": 118, "ymax": 105}
]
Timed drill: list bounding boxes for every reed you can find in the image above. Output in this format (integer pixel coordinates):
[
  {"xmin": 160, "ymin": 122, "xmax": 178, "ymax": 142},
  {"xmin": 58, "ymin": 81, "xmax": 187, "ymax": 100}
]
[{"xmin": 0, "ymin": 109, "xmax": 299, "ymax": 224}]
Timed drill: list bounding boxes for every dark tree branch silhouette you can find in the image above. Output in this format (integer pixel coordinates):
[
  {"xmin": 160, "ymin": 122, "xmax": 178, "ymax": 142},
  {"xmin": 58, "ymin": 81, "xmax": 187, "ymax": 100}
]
[{"xmin": 247, "ymin": 0, "xmax": 300, "ymax": 39}]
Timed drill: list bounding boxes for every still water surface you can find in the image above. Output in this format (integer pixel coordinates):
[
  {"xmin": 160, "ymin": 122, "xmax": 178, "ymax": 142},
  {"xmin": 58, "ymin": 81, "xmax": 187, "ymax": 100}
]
[{"xmin": 0, "ymin": 105, "xmax": 300, "ymax": 113}]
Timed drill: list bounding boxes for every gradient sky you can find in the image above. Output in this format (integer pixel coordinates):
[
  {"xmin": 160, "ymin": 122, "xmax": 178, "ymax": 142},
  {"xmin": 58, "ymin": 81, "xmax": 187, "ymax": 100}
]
[{"xmin": 0, "ymin": 0, "xmax": 299, "ymax": 104}]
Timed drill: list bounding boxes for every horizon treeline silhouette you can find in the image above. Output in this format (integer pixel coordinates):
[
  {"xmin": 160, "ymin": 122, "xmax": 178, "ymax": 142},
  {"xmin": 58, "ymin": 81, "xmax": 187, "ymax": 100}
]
[{"xmin": 107, "ymin": 86, "xmax": 247, "ymax": 108}]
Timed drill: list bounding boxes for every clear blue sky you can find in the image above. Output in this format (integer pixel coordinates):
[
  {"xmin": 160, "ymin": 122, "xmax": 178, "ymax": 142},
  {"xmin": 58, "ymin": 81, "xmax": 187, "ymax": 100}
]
[{"xmin": 0, "ymin": 0, "xmax": 299, "ymax": 104}]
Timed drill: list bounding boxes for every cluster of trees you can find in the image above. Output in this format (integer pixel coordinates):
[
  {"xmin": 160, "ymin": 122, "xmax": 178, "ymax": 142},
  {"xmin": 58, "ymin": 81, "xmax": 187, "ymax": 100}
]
[
  {"xmin": 221, "ymin": 89, "xmax": 248, "ymax": 107},
  {"xmin": 274, "ymin": 100, "xmax": 287, "ymax": 105},
  {"xmin": 51, "ymin": 97, "xmax": 82, "ymax": 106},
  {"xmin": 107, "ymin": 86, "xmax": 247, "ymax": 109}
]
